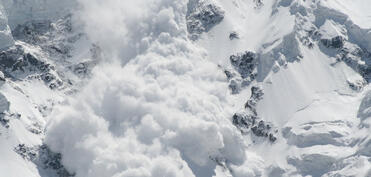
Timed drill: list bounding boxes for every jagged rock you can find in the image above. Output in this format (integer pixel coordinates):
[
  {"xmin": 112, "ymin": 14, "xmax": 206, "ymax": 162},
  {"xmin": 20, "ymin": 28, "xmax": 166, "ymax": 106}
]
[
  {"xmin": 251, "ymin": 86, "xmax": 264, "ymax": 101},
  {"xmin": 321, "ymin": 36, "xmax": 345, "ymax": 48},
  {"xmin": 15, "ymin": 144, "xmax": 37, "ymax": 160},
  {"xmin": 187, "ymin": 2, "xmax": 224, "ymax": 40},
  {"xmin": 0, "ymin": 45, "xmax": 49, "ymax": 73},
  {"xmin": 224, "ymin": 51, "xmax": 258, "ymax": 94},
  {"xmin": 0, "ymin": 44, "xmax": 64, "ymax": 89},
  {"xmin": 233, "ymin": 112, "xmax": 276, "ymax": 142},
  {"xmin": 245, "ymin": 86, "xmax": 264, "ymax": 110},
  {"xmin": 229, "ymin": 31, "xmax": 239, "ymax": 40},
  {"xmin": 232, "ymin": 86, "xmax": 277, "ymax": 142},
  {"xmin": 232, "ymin": 113, "xmax": 257, "ymax": 133},
  {"xmin": 68, "ymin": 60, "xmax": 96, "ymax": 78},
  {"xmin": 335, "ymin": 45, "xmax": 371, "ymax": 81},
  {"xmin": 13, "ymin": 20, "xmax": 52, "ymax": 42},
  {"xmin": 254, "ymin": 0, "xmax": 264, "ymax": 8},
  {"xmin": 12, "ymin": 15, "xmax": 77, "ymax": 60},
  {"xmin": 228, "ymin": 79, "xmax": 241, "ymax": 94},
  {"xmin": 230, "ymin": 51, "xmax": 258, "ymax": 79},
  {"xmin": 14, "ymin": 144, "xmax": 75, "ymax": 177},
  {"xmin": 347, "ymin": 79, "xmax": 366, "ymax": 91},
  {"xmin": 0, "ymin": 116, "xmax": 9, "ymax": 128},
  {"xmin": 39, "ymin": 145, "xmax": 75, "ymax": 177},
  {"xmin": 251, "ymin": 120, "xmax": 275, "ymax": 140}
]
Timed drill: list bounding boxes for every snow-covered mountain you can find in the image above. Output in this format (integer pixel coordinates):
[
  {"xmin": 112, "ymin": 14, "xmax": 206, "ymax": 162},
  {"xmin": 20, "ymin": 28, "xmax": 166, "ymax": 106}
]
[{"xmin": 1, "ymin": 0, "xmax": 371, "ymax": 177}]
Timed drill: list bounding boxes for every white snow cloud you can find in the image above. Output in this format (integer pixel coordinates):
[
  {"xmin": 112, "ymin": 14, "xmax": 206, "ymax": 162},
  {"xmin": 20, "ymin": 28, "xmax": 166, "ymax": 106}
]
[{"xmin": 45, "ymin": 0, "xmax": 246, "ymax": 176}]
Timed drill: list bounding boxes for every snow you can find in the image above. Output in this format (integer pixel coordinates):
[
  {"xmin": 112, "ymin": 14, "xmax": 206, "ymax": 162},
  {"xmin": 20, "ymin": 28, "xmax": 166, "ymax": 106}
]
[
  {"xmin": 319, "ymin": 20, "xmax": 347, "ymax": 39},
  {"xmin": 1, "ymin": 0, "xmax": 371, "ymax": 177},
  {"xmin": 320, "ymin": 0, "xmax": 371, "ymax": 29}
]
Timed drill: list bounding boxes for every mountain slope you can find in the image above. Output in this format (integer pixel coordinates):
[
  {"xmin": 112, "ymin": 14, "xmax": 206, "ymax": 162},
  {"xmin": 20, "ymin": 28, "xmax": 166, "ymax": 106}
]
[{"xmin": 0, "ymin": 0, "xmax": 371, "ymax": 177}]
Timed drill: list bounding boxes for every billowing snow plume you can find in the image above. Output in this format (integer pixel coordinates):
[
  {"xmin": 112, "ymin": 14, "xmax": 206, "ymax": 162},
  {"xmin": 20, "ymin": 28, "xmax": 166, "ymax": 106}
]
[
  {"xmin": 45, "ymin": 0, "xmax": 247, "ymax": 176},
  {"xmin": 1, "ymin": 0, "xmax": 371, "ymax": 176}
]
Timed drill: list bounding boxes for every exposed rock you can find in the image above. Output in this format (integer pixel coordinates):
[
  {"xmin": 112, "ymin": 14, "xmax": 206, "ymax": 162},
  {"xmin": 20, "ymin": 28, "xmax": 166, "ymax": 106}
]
[
  {"xmin": 229, "ymin": 31, "xmax": 239, "ymax": 40},
  {"xmin": 347, "ymin": 79, "xmax": 366, "ymax": 91},
  {"xmin": 232, "ymin": 112, "xmax": 257, "ymax": 133},
  {"xmin": 0, "ymin": 44, "xmax": 63, "ymax": 89},
  {"xmin": 321, "ymin": 36, "xmax": 345, "ymax": 48},
  {"xmin": 0, "ymin": 115, "xmax": 9, "ymax": 128},
  {"xmin": 254, "ymin": 0, "xmax": 264, "ymax": 8},
  {"xmin": 232, "ymin": 86, "xmax": 277, "ymax": 142},
  {"xmin": 187, "ymin": 2, "xmax": 224, "ymax": 40},
  {"xmin": 230, "ymin": 51, "xmax": 258, "ymax": 79},
  {"xmin": 13, "ymin": 20, "xmax": 52, "ymax": 42},
  {"xmin": 228, "ymin": 79, "xmax": 241, "ymax": 94},
  {"xmin": 225, "ymin": 51, "xmax": 259, "ymax": 94},
  {"xmin": 68, "ymin": 60, "xmax": 96, "ymax": 78},
  {"xmin": 14, "ymin": 144, "xmax": 75, "ymax": 177},
  {"xmin": 336, "ymin": 45, "xmax": 371, "ymax": 82}
]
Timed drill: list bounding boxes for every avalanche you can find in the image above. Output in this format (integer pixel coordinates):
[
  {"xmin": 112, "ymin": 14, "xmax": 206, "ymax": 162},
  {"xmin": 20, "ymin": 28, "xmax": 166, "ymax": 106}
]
[{"xmin": 0, "ymin": 0, "xmax": 371, "ymax": 177}]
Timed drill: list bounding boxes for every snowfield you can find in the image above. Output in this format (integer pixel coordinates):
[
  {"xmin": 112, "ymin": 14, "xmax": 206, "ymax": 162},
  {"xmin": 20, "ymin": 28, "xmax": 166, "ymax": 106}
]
[{"xmin": 0, "ymin": 0, "xmax": 371, "ymax": 177}]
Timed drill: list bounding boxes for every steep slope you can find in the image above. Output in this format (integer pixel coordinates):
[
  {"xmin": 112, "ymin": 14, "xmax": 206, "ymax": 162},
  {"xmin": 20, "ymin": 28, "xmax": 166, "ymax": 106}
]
[{"xmin": 0, "ymin": 0, "xmax": 371, "ymax": 177}]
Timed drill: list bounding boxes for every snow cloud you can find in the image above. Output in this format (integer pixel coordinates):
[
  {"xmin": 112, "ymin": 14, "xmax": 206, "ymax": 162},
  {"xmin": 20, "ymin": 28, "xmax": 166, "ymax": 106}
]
[{"xmin": 45, "ymin": 0, "xmax": 246, "ymax": 176}]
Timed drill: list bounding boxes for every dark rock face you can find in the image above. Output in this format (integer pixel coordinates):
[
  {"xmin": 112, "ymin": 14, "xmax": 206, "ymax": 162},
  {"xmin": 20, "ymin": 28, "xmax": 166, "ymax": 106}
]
[
  {"xmin": 229, "ymin": 32, "xmax": 239, "ymax": 40},
  {"xmin": 321, "ymin": 36, "xmax": 345, "ymax": 48},
  {"xmin": 230, "ymin": 51, "xmax": 258, "ymax": 78},
  {"xmin": 254, "ymin": 0, "xmax": 264, "ymax": 8},
  {"xmin": 68, "ymin": 60, "xmax": 96, "ymax": 78},
  {"xmin": 225, "ymin": 51, "xmax": 258, "ymax": 94},
  {"xmin": 0, "ymin": 45, "xmax": 62, "ymax": 89},
  {"xmin": 12, "ymin": 15, "xmax": 78, "ymax": 60},
  {"xmin": 14, "ymin": 144, "xmax": 75, "ymax": 177},
  {"xmin": 336, "ymin": 45, "xmax": 371, "ymax": 82},
  {"xmin": 0, "ymin": 116, "xmax": 9, "ymax": 128},
  {"xmin": 316, "ymin": 30, "xmax": 371, "ymax": 83},
  {"xmin": 13, "ymin": 20, "xmax": 52, "ymax": 41},
  {"xmin": 232, "ymin": 86, "xmax": 277, "ymax": 142},
  {"xmin": 232, "ymin": 113, "xmax": 257, "ymax": 133},
  {"xmin": 347, "ymin": 79, "xmax": 366, "ymax": 91},
  {"xmin": 14, "ymin": 144, "xmax": 37, "ymax": 160},
  {"xmin": 187, "ymin": 2, "xmax": 224, "ymax": 40}
]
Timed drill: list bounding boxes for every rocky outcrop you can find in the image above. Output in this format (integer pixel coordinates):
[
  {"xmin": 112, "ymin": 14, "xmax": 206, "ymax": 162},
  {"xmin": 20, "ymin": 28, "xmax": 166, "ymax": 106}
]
[
  {"xmin": 232, "ymin": 86, "xmax": 277, "ymax": 142},
  {"xmin": 0, "ymin": 44, "xmax": 63, "ymax": 89},
  {"xmin": 225, "ymin": 51, "xmax": 258, "ymax": 94},
  {"xmin": 229, "ymin": 31, "xmax": 239, "ymax": 40},
  {"xmin": 15, "ymin": 144, "xmax": 75, "ymax": 177},
  {"xmin": 321, "ymin": 36, "xmax": 345, "ymax": 49},
  {"xmin": 230, "ymin": 51, "xmax": 258, "ymax": 79},
  {"xmin": 187, "ymin": 1, "xmax": 224, "ymax": 40}
]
